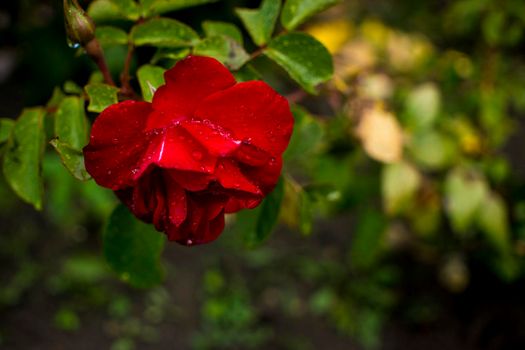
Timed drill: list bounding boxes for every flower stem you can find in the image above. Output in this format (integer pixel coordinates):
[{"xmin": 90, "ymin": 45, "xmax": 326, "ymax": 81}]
[
  {"xmin": 85, "ymin": 38, "xmax": 115, "ymax": 86},
  {"xmin": 119, "ymin": 43, "xmax": 140, "ymax": 100}
]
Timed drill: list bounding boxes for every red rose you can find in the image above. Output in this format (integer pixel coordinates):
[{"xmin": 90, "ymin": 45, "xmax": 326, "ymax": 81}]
[{"xmin": 83, "ymin": 56, "xmax": 294, "ymax": 245}]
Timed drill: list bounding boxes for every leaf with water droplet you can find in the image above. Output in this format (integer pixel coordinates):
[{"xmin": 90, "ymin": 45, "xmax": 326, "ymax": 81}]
[
  {"xmin": 265, "ymin": 32, "xmax": 333, "ymax": 94},
  {"xmin": 104, "ymin": 204, "xmax": 166, "ymax": 288}
]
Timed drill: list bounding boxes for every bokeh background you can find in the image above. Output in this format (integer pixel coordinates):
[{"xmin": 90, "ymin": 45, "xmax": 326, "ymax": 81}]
[{"xmin": 2, "ymin": 0, "xmax": 525, "ymax": 349}]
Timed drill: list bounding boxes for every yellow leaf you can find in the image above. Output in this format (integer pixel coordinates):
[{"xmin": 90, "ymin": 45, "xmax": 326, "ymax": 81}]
[
  {"xmin": 355, "ymin": 105, "xmax": 404, "ymax": 163},
  {"xmin": 305, "ymin": 20, "xmax": 353, "ymax": 54}
]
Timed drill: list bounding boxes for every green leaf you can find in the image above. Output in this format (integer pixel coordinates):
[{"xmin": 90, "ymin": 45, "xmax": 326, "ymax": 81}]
[
  {"xmin": 265, "ymin": 32, "xmax": 333, "ymax": 93},
  {"xmin": 140, "ymin": 0, "xmax": 218, "ymax": 17},
  {"xmin": 151, "ymin": 47, "xmax": 190, "ymax": 64},
  {"xmin": 63, "ymin": 81, "xmax": 83, "ymax": 95},
  {"xmin": 137, "ymin": 65, "xmax": 166, "ymax": 102},
  {"xmin": 50, "ymin": 139, "xmax": 90, "ymax": 181},
  {"xmin": 408, "ymin": 131, "xmax": 457, "ymax": 170},
  {"xmin": 351, "ymin": 209, "xmax": 387, "ymax": 269},
  {"xmin": 235, "ymin": 0, "xmax": 281, "ymax": 46},
  {"xmin": 104, "ymin": 205, "xmax": 165, "ymax": 288},
  {"xmin": 281, "ymin": 0, "xmax": 341, "ymax": 30},
  {"xmin": 3, "ymin": 108, "xmax": 46, "ymax": 210},
  {"xmin": 284, "ymin": 105, "xmax": 324, "ymax": 162},
  {"xmin": 193, "ymin": 36, "xmax": 249, "ymax": 70},
  {"xmin": 0, "ymin": 118, "xmax": 14, "ymax": 144},
  {"xmin": 85, "ymin": 83, "xmax": 120, "ymax": 113},
  {"xmin": 130, "ymin": 18, "xmax": 199, "ymax": 48},
  {"xmin": 405, "ymin": 83, "xmax": 441, "ymax": 130},
  {"xmin": 202, "ymin": 21, "xmax": 244, "ymax": 44},
  {"xmin": 240, "ymin": 177, "xmax": 285, "ymax": 247},
  {"xmin": 46, "ymin": 87, "xmax": 65, "ymax": 109},
  {"xmin": 445, "ymin": 168, "xmax": 488, "ymax": 234},
  {"xmin": 88, "ymin": 0, "xmax": 140, "ymax": 22},
  {"xmin": 477, "ymin": 192, "xmax": 510, "ymax": 253},
  {"xmin": 233, "ymin": 64, "xmax": 261, "ymax": 82},
  {"xmin": 382, "ymin": 161, "xmax": 421, "ymax": 215},
  {"xmin": 96, "ymin": 26, "xmax": 129, "ymax": 46},
  {"xmin": 55, "ymin": 96, "xmax": 88, "ymax": 150}
]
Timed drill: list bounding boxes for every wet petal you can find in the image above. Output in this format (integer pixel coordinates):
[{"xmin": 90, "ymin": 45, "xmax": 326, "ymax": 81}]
[
  {"xmin": 164, "ymin": 174, "xmax": 188, "ymax": 227},
  {"xmin": 194, "ymin": 81, "xmax": 294, "ymax": 158},
  {"xmin": 181, "ymin": 120, "xmax": 240, "ymax": 156},
  {"xmin": 241, "ymin": 156, "xmax": 283, "ymax": 195},
  {"xmin": 147, "ymin": 125, "xmax": 217, "ymax": 173},
  {"xmin": 84, "ymin": 101, "xmax": 153, "ymax": 190},
  {"xmin": 167, "ymin": 169, "xmax": 213, "ymax": 191},
  {"xmin": 165, "ymin": 195, "xmax": 226, "ymax": 245},
  {"xmin": 148, "ymin": 56, "xmax": 236, "ymax": 129},
  {"xmin": 215, "ymin": 159, "xmax": 262, "ymax": 195}
]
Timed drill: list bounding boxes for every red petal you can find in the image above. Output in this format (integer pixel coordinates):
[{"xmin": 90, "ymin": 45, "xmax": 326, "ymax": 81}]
[
  {"xmin": 84, "ymin": 101, "xmax": 153, "ymax": 190},
  {"xmin": 166, "ymin": 195, "xmax": 226, "ymax": 245},
  {"xmin": 242, "ymin": 156, "xmax": 283, "ymax": 195},
  {"xmin": 194, "ymin": 81, "xmax": 294, "ymax": 158},
  {"xmin": 215, "ymin": 159, "xmax": 261, "ymax": 195},
  {"xmin": 164, "ymin": 173, "xmax": 188, "ymax": 227},
  {"xmin": 181, "ymin": 120, "xmax": 239, "ymax": 156},
  {"xmin": 225, "ymin": 197, "xmax": 261, "ymax": 213},
  {"xmin": 147, "ymin": 56, "xmax": 236, "ymax": 130},
  {"xmin": 167, "ymin": 169, "xmax": 213, "ymax": 191},
  {"xmin": 146, "ymin": 125, "xmax": 217, "ymax": 173}
]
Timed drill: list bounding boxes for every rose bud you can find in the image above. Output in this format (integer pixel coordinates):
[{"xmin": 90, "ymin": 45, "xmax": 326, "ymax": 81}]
[
  {"xmin": 63, "ymin": 0, "xmax": 95, "ymax": 47},
  {"xmin": 84, "ymin": 56, "xmax": 294, "ymax": 245}
]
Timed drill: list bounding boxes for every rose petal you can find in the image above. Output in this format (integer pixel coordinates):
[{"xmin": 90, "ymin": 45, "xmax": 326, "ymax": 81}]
[
  {"xmin": 181, "ymin": 119, "xmax": 240, "ymax": 156},
  {"xmin": 167, "ymin": 169, "xmax": 213, "ymax": 191},
  {"xmin": 147, "ymin": 56, "xmax": 236, "ymax": 130},
  {"xmin": 146, "ymin": 125, "xmax": 217, "ymax": 173},
  {"xmin": 194, "ymin": 81, "xmax": 294, "ymax": 158},
  {"xmin": 84, "ymin": 101, "xmax": 153, "ymax": 190},
  {"xmin": 225, "ymin": 197, "xmax": 261, "ymax": 213},
  {"xmin": 164, "ymin": 174, "xmax": 188, "ymax": 227},
  {"xmin": 166, "ymin": 195, "xmax": 226, "ymax": 245},
  {"xmin": 241, "ymin": 156, "xmax": 283, "ymax": 195},
  {"xmin": 215, "ymin": 158, "xmax": 262, "ymax": 195}
]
